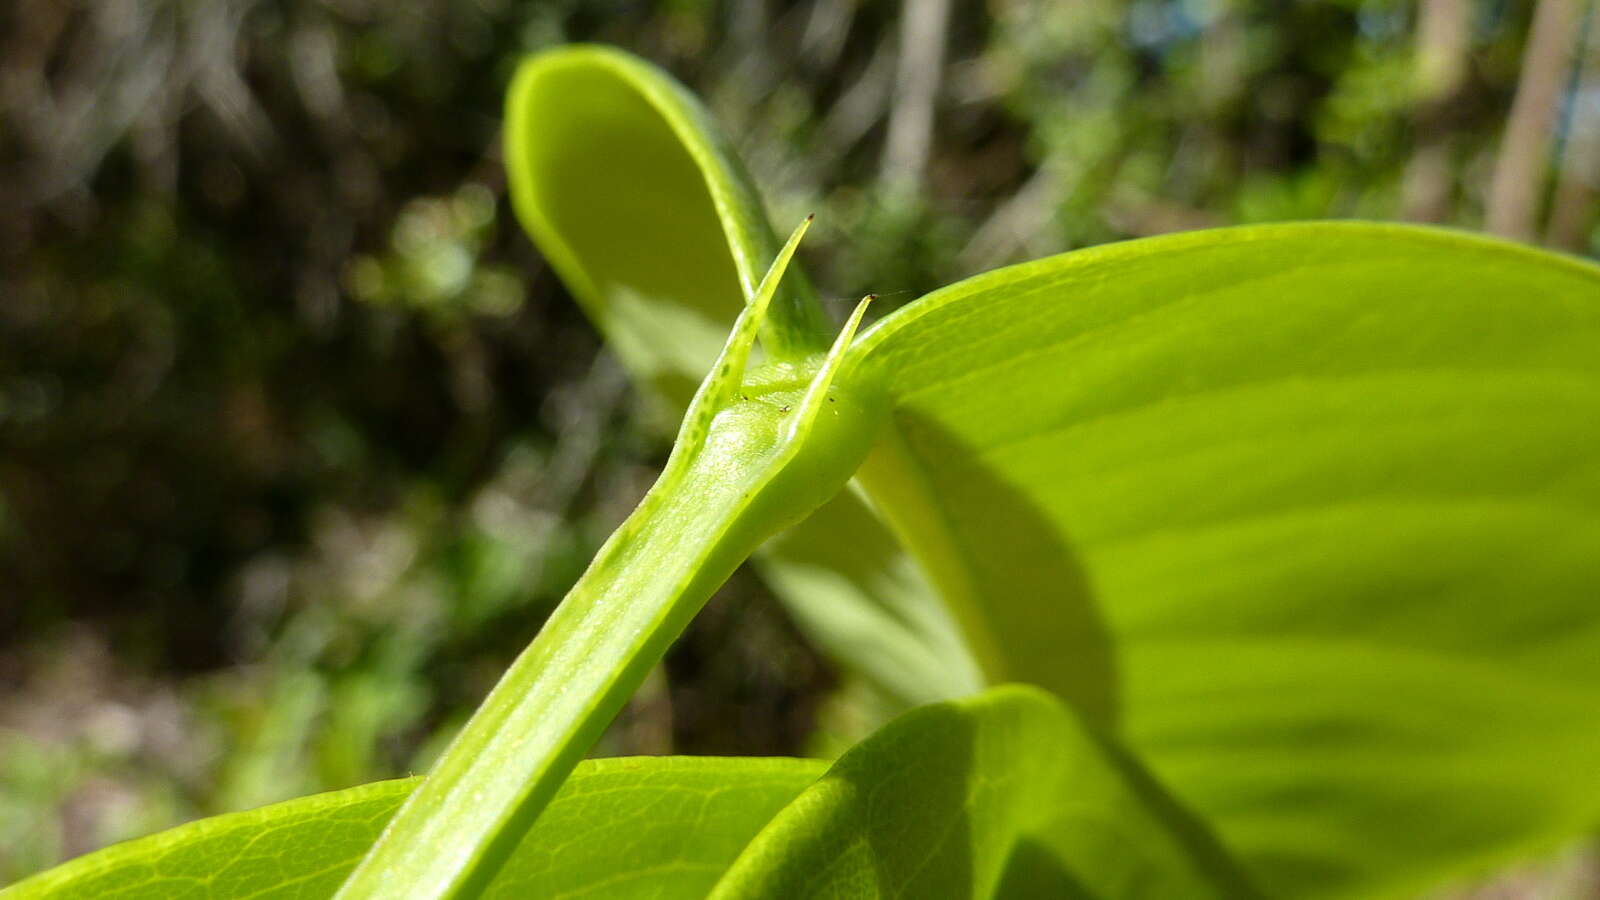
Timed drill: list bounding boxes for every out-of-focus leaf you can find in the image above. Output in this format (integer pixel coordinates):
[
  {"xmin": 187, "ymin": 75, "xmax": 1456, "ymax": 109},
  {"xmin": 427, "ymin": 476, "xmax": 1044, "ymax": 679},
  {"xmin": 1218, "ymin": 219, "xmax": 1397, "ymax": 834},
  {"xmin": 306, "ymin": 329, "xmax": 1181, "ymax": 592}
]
[
  {"xmin": 839, "ymin": 222, "xmax": 1600, "ymax": 897},
  {"xmin": 505, "ymin": 45, "xmax": 828, "ymax": 382},
  {"xmin": 503, "ymin": 45, "xmax": 980, "ymax": 709},
  {"xmin": 711, "ymin": 684, "xmax": 1253, "ymax": 899},
  {"xmin": 2, "ymin": 757, "xmax": 824, "ymax": 900}
]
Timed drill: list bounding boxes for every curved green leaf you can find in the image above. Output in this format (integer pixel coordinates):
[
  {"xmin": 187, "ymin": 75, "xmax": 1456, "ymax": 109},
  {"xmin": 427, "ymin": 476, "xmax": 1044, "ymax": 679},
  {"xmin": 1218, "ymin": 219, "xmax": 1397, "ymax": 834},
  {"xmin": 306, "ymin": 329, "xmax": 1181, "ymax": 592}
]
[
  {"xmin": 3, "ymin": 757, "xmax": 825, "ymax": 900},
  {"xmin": 839, "ymin": 222, "xmax": 1600, "ymax": 897},
  {"xmin": 711, "ymin": 685, "xmax": 1254, "ymax": 899},
  {"xmin": 503, "ymin": 45, "xmax": 979, "ymax": 710},
  {"xmin": 505, "ymin": 44, "xmax": 827, "ymax": 380}
]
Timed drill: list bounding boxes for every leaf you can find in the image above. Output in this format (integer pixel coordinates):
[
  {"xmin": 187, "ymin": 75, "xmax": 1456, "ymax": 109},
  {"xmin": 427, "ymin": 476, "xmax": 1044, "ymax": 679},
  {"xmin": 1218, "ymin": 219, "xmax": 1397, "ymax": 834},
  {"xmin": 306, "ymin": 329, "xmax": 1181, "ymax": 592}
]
[
  {"xmin": 505, "ymin": 45, "xmax": 827, "ymax": 376},
  {"xmin": 503, "ymin": 45, "xmax": 980, "ymax": 711},
  {"xmin": 3, "ymin": 757, "xmax": 825, "ymax": 900},
  {"xmin": 837, "ymin": 222, "xmax": 1600, "ymax": 897},
  {"xmin": 711, "ymin": 685, "xmax": 1255, "ymax": 899}
]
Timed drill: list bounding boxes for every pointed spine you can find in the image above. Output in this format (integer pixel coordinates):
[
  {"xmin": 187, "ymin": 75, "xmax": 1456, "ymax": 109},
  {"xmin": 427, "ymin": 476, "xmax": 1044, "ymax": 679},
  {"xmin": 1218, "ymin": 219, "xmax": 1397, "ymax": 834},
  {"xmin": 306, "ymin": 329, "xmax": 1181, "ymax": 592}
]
[
  {"xmin": 786, "ymin": 294, "xmax": 873, "ymax": 444},
  {"xmin": 673, "ymin": 215, "xmax": 813, "ymax": 455}
]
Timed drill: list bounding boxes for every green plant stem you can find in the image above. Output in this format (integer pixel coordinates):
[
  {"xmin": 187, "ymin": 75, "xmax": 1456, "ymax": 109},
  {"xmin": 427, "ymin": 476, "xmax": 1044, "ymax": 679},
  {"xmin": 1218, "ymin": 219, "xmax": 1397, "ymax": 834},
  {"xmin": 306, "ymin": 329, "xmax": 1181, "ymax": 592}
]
[
  {"xmin": 334, "ymin": 221, "xmax": 880, "ymax": 900},
  {"xmin": 332, "ymin": 458, "xmax": 777, "ymax": 899}
]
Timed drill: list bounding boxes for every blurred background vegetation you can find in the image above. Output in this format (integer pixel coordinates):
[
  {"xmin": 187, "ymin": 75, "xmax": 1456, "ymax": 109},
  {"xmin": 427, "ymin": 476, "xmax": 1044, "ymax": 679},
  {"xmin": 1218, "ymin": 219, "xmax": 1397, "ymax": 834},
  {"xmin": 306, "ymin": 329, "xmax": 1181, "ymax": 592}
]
[{"xmin": 2, "ymin": 0, "xmax": 1597, "ymax": 889}]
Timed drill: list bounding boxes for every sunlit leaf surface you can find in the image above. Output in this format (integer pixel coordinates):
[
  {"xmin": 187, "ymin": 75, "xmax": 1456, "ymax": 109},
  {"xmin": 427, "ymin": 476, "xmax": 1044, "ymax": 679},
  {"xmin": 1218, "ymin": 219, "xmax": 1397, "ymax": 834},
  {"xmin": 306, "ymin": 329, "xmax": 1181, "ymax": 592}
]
[
  {"xmin": 3, "ymin": 757, "xmax": 824, "ymax": 900},
  {"xmin": 712, "ymin": 685, "xmax": 1252, "ymax": 899},
  {"xmin": 843, "ymin": 222, "xmax": 1600, "ymax": 897}
]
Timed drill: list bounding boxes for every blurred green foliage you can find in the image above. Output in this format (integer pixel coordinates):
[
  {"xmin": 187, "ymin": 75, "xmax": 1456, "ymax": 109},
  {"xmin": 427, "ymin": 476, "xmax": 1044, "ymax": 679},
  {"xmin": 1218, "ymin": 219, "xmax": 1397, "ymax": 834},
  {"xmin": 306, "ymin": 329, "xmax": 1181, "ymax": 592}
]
[{"xmin": 0, "ymin": 0, "xmax": 1594, "ymax": 886}]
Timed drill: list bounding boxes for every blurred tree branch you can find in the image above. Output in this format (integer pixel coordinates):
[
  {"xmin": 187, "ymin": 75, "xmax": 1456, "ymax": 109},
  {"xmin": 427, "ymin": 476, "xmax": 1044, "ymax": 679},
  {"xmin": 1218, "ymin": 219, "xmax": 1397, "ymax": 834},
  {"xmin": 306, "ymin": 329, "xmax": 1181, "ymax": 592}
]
[
  {"xmin": 1487, "ymin": 0, "xmax": 1585, "ymax": 239},
  {"xmin": 881, "ymin": 0, "xmax": 951, "ymax": 191},
  {"xmin": 1546, "ymin": 3, "xmax": 1599, "ymax": 250},
  {"xmin": 1403, "ymin": 0, "xmax": 1472, "ymax": 221}
]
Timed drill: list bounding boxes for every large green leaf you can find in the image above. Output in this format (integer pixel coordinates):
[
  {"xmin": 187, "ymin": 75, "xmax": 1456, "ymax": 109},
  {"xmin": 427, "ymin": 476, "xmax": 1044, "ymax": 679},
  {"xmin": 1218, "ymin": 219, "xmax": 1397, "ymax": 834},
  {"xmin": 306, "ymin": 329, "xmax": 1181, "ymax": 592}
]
[
  {"xmin": 837, "ymin": 222, "xmax": 1600, "ymax": 897},
  {"xmin": 504, "ymin": 45, "xmax": 980, "ymax": 710},
  {"xmin": 711, "ymin": 685, "xmax": 1254, "ymax": 899},
  {"xmin": 2, "ymin": 756, "xmax": 824, "ymax": 900}
]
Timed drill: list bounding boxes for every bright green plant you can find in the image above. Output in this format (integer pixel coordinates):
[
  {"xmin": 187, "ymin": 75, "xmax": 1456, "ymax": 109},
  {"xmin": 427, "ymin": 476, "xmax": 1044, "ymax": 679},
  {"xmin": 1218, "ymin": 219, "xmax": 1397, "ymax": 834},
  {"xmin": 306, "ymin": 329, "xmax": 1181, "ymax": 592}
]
[{"xmin": 7, "ymin": 44, "xmax": 1600, "ymax": 900}]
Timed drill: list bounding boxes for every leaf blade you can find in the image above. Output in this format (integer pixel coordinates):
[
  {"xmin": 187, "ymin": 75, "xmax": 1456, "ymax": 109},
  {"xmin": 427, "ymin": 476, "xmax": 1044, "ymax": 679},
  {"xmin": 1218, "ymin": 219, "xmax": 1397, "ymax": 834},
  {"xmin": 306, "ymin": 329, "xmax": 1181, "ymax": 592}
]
[
  {"xmin": 710, "ymin": 685, "xmax": 1253, "ymax": 899},
  {"xmin": 4, "ymin": 757, "xmax": 825, "ymax": 900},
  {"xmin": 504, "ymin": 45, "xmax": 829, "ymax": 369},
  {"xmin": 840, "ymin": 222, "xmax": 1600, "ymax": 896}
]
